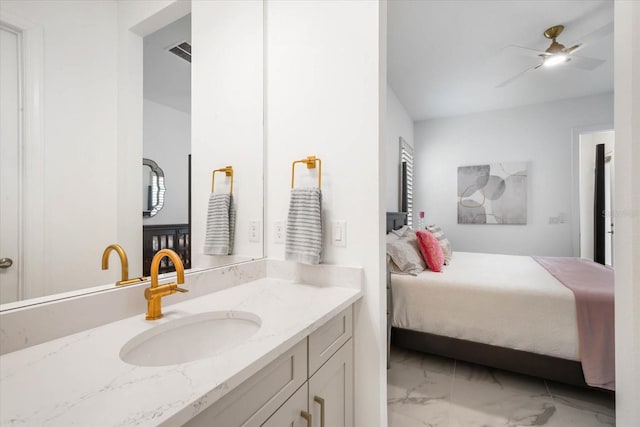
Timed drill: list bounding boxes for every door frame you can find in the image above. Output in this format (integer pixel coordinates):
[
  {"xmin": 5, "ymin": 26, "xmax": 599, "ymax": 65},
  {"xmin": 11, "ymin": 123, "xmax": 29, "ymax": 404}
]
[
  {"xmin": 570, "ymin": 123, "xmax": 614, "ymax": 258},
  {"xmin": 0, "ymin": 23, "xmax": 22, "ymax": 301},
  {"xmin": 0, "ymin": 10, "xmax": 44, "ymax": 301}
]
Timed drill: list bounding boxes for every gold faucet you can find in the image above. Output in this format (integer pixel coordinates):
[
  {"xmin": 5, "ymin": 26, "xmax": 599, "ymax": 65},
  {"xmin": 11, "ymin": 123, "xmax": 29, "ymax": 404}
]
[
  {"xmin": 101, "ymin": 244, "xmax": 146, "ymax": 286},
  {"xmin": 145, "ymin": 249, "xmax": 189, "ymax": 320}
]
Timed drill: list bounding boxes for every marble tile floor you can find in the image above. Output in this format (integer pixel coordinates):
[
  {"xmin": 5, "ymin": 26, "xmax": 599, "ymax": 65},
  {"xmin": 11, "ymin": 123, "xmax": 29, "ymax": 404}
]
[{"xmin": 388, "ymin": 346, "xmax": 615, "ymax": 427}]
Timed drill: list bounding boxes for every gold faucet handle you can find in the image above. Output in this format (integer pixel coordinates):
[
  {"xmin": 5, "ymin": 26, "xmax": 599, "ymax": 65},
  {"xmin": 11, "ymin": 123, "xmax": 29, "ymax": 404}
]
[
  {"xmin": 116, "ymin": 277, "xmax": 148, "ymax": 287},
  {"xmin": 175, "ymin": 286, "xmax": 189, "ymax": 293}
]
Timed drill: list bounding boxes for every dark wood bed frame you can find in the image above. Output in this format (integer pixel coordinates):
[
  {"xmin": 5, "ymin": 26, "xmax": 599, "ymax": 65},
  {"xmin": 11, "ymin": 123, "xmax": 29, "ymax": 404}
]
[{"xmin": 385, "ymin": 212, "xmax": 604, "ymax": 390}]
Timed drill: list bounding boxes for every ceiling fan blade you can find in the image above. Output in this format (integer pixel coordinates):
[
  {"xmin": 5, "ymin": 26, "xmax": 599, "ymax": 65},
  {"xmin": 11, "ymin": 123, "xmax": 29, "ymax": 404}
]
[
  {"xmin": 564, "ymin": 44, "xmax": 581, "ymax": 54},
  {"xmin": 495, "ymin": 64, "xmax": 540, "ymax": 88},
  {"xmin": 502, "ymin": 44, "xmax": 549, "ymax": 59},
  {"xmin": 566, "ymin": 54, "xmax": 606, "ymax": 70},
  {"xmin": 567, "ymin": 21, "xmax": 614, "ymax": 54}
]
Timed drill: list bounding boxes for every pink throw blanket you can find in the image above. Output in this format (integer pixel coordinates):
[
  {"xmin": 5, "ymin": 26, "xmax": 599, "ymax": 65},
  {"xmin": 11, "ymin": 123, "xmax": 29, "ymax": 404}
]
[{"xmin": 534, "ymin": 257, "xmax": 615, "ymax": 390}]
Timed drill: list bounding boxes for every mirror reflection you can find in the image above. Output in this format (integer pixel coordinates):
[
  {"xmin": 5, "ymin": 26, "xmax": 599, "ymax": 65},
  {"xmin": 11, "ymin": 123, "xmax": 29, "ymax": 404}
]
[
  {"xmin": 0, "ymin": 0, "xmax": 264, "ymax": 308},
  {"xmin": 143, "ymin": 159, "xmax": 166, "ymax": 218}
]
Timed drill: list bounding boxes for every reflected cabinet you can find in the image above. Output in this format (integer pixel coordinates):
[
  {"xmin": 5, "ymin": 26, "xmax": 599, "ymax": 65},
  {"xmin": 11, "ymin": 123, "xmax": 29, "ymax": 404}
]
[{"xmin": 142, "ymin": 224, "xmax": 191, "ymax": 276}]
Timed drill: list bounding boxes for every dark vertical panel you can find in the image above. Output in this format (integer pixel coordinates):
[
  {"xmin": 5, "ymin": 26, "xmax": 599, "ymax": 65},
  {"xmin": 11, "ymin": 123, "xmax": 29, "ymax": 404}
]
[
  {"xmin": 187, "ymin": 154, "xmax": 192, "ymax": 269},
  {"xmin": 594, "ymin": 144, "xmax": 606, "ymax": 265},
  {"xmin": 400, "ymin": 161, "xmax": 407, "ymax": 212}
]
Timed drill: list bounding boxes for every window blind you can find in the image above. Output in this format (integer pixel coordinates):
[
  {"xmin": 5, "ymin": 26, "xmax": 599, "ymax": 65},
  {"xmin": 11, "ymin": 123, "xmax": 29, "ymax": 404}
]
[{"xmin": 399, "ymin": 138, "xmax": 414, "ymax": 227}]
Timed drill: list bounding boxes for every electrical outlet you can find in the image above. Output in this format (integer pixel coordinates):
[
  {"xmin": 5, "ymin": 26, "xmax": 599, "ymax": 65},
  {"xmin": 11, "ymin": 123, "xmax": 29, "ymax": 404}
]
[
  {"xmin": 249, "ymin": 221, "xmax": 261, "ymax": 243},
  {"xmin": 274, "ymin": 221, "xmax": 285, "ymax": 244}
]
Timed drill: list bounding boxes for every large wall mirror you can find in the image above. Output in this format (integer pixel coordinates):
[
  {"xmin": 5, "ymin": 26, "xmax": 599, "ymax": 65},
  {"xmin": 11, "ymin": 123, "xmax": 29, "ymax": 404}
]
[{"xmin": 0, "ymin": 0, "xmax": 264, "ymax": 308}]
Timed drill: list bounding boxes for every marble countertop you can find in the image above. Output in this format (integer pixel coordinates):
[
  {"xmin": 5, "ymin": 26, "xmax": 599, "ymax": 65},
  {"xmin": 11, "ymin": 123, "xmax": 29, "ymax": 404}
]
[{"xmin": 0, "ymin": 279, "xmax": 362, "ymax": 426}]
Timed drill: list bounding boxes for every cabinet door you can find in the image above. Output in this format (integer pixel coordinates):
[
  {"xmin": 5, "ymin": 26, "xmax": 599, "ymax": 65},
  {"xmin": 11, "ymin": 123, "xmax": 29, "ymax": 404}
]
[
  {"xmin": 308, "ymin": 339, "xmax": 353, "ymax": 427},
  {"xmin": 261, "ymin": 383, "xmax": 309, "ymax": 427}
]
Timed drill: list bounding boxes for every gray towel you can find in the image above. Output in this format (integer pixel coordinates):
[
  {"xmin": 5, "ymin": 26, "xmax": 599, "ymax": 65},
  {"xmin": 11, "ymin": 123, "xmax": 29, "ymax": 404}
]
[
  {"xmin": 204, "ymin": 194, "xmax": 236, "ymax": 255},
  {"xmin": 285, "ymin": 188, "xmax": 322, "ymax": 264}
]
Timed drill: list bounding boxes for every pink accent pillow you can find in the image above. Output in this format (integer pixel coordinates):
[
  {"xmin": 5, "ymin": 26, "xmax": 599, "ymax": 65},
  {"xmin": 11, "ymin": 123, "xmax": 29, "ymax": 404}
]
[{"xmin": 416, "ymin": 230, "xmax": 445, "ymax": 272}]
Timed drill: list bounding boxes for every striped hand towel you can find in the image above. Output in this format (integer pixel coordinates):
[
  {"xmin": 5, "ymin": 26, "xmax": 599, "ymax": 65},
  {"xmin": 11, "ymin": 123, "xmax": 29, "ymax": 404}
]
[
  {"xmin": 204, "ymin": 194, "xmax": 236, "ymax": 255},
  {"xmin": 285, "ymin": 188, "xmax": 322, "ymax": 264}
]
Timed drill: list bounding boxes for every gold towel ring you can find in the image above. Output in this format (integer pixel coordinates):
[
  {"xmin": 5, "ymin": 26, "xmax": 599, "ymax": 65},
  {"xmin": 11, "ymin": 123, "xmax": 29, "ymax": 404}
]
[
  {"xmin": 211, "ymin": 166, "xmax": 234, "ymax": 194},
  {"xmin": 291, "ymin": 156, "xmax": 321, "ymax": 189}
]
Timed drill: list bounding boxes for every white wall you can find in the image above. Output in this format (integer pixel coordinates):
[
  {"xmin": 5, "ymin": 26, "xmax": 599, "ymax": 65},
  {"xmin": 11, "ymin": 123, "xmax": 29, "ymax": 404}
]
[
  {"xmin": 613, "ymin": 1, "xmax": 640, "ymax": 424},
  {"xmin": 265, "ymin": 1, "xmax": 385, "ymax": 425},
  {"xmin": 413, "ymin": 92, "xmax": 613, "ymax": 256},
  {"xmin": 191, "ymin": 0, "xmax": 264, "ymax": 268},
  {"xmin": 143, "ymin": 99, "xmax": 190, "ymax": 225},
  {"xmin": 1, "ymin": 0, "xmax": 121, "ymax": 296},
  {"xmin": 385, "ymin": 83, "xmax": 414, "ymax": 212},
  {"xmin": 579, "ymin": 130, "xmax": 614, "ymax": 260}
]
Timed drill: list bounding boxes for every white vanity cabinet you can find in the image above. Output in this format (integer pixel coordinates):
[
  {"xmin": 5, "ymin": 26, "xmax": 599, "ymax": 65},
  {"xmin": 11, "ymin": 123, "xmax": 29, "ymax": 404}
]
[
  {"xmin": 263, "ymin": 338, "xmax": 353, "ymax": 427},
  {"xmin": 307, "ymin": 337, "xmax": 353, "ymax": 427},
  {"xmin": 306, "ymin": 305, "xmax": 353, "ymax": 427},
  {"xmin": 186, "ymin": 306, "xmax": 353, "ymax": 427}
]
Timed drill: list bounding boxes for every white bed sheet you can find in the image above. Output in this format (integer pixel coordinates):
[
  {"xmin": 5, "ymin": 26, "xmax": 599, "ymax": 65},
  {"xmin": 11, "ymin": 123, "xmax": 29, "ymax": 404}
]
[{"xmin": 391, "ymin": 251, "xmax": 580, "ymax": 361}]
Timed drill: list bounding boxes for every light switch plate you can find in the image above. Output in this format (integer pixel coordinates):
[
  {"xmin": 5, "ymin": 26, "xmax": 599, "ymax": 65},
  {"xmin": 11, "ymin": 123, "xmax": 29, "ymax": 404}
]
[
  {"xmin": 274, "ymin": 221, "xmax": 285, "ymax": 244},
  {"xmin": 332, "ymin": 220, "xmax": 347, "ymax": 247},
  {"xmin": 249, "ymin": 221, "xmax": 261, "ymax": 243}
]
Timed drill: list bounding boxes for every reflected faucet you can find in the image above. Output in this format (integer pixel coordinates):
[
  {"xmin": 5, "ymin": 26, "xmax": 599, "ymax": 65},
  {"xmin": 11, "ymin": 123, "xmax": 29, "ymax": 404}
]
[
  {"xmin": 101, "ymin": 244, "xmax": 146, "ymax": 286},
  {"xmin": 145, "ymin": 249, "xmax": 189, "ymax": 320}
]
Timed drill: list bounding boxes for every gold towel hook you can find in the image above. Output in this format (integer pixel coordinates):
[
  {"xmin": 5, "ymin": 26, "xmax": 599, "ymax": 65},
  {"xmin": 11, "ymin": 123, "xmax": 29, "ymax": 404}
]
[
  {"xmin": 211, "ymin": 166, "xmax": 234, "ymax": 195},
  {"xmin": 291, "ymin": 156, "xmax": 322, "ymax": 189}
]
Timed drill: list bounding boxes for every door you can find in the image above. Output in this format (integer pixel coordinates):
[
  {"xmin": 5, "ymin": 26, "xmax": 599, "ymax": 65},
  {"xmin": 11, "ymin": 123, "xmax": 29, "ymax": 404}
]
[
  {"xmin": 0, "ymin": 24, "xmax": 22, "ymax": 303},
  {"xmin": 604, "ymin": 152, "xmax": 614, "ymax": 266},
  {"xmin": 308, "ymin": 339, "xmax": 353, "ymax": 427},
  {"xmin": 594, "ymin": 144, "xmax": 606, "ymax": 264},
  {"xmin": 578, "ymin": 130, "xmax": 615, "ymax": 262}
]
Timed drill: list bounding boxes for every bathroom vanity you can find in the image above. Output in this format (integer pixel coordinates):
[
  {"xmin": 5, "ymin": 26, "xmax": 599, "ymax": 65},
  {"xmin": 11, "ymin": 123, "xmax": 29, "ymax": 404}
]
[
  {"xmin": 186, "ymin": 306, "xmax": 353, "ymax": 426},
  {"xmin": 0, "ymin": 274, "xmax": 361, "ymax": 426}
]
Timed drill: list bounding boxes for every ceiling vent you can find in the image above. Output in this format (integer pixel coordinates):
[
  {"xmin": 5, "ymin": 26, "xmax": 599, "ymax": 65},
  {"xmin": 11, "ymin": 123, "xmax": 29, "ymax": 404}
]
[{"xmin": 167, "ymin": 41, "xmax": 191, "ymax": 63}]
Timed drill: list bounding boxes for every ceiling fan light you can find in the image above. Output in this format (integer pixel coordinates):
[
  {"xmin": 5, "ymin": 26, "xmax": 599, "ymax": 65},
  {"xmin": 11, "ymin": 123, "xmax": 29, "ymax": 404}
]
[{"xmin": 544, "ymin": 54, "xmax": 568, "ymax": 67}]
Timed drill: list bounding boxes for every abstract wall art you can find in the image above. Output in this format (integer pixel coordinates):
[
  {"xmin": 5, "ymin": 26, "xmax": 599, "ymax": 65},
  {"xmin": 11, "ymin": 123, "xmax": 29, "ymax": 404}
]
[{"xmin": 457, "ymin": 162, "xmax": 527, "ymax": 224}]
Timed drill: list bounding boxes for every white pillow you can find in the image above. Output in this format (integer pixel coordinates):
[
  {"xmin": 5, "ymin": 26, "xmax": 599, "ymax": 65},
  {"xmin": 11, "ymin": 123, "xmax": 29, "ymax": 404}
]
[
  {"xmin": 390, "ymin": 225, "xmax": 411, "ymax": 238},
  {"xmin": 386, "ymin": 230, "xmax": 426, "ymax": 275},
  {"xmin": 427, "ymin": 224, "xmax": 452, "ymax": 265}
]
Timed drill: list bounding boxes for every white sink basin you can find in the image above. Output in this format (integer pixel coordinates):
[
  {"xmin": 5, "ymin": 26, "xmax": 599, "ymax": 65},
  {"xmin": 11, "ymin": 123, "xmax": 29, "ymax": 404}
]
[{"xmin": 120, "ymin": 311, "xmax": 261, "ymax": 367}]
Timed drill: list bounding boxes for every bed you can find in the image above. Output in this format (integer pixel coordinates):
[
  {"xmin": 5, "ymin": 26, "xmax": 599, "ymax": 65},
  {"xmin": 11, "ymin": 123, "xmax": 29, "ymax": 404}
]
[{"xmin": 386, "ymin": 213, "xmax": 614, "ymax": 390}]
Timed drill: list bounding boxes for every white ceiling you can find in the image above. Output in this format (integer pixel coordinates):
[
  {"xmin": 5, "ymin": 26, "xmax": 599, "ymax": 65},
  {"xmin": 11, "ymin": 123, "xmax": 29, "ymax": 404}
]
[
  {"xmin": 387, "ymin": 0, "xmax": 614, "ymax": 121},
  {"xmin": 144, "ymin": 14, "xmax": 191, "ymax": 114}
]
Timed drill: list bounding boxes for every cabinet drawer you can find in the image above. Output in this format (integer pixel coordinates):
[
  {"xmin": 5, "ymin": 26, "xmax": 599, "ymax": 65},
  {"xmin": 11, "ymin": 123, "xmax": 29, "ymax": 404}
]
[
  {"xmin": 308, "ymin": 306, "xmax": 352, "ymax": 376},
  {"xmin": 185, "ymin": 340, "xmax": 307, "ymax": 427}
]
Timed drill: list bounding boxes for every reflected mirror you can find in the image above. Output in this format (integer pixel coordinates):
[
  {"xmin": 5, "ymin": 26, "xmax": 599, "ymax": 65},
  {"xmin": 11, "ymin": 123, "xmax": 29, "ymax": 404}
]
[
  {"xmin": 0, "ymin": 0, "xmax": 264, "ymax": 308},
  {"xmin": 143, "ymin": 159, "xmax": 166, "ymax": 218}
]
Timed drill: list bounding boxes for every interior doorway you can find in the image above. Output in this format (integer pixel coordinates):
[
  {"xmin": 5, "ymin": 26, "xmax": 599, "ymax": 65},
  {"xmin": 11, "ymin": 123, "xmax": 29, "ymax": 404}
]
[{"xmin": 579, "ymin": 129, "xmax": 614, "ymax": 266}]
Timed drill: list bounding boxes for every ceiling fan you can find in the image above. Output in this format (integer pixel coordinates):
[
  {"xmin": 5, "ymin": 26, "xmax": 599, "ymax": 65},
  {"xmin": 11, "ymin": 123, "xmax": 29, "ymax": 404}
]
[{"xmin": 496, "ymin": 22, "xmax": 613, "ymax": 88}]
